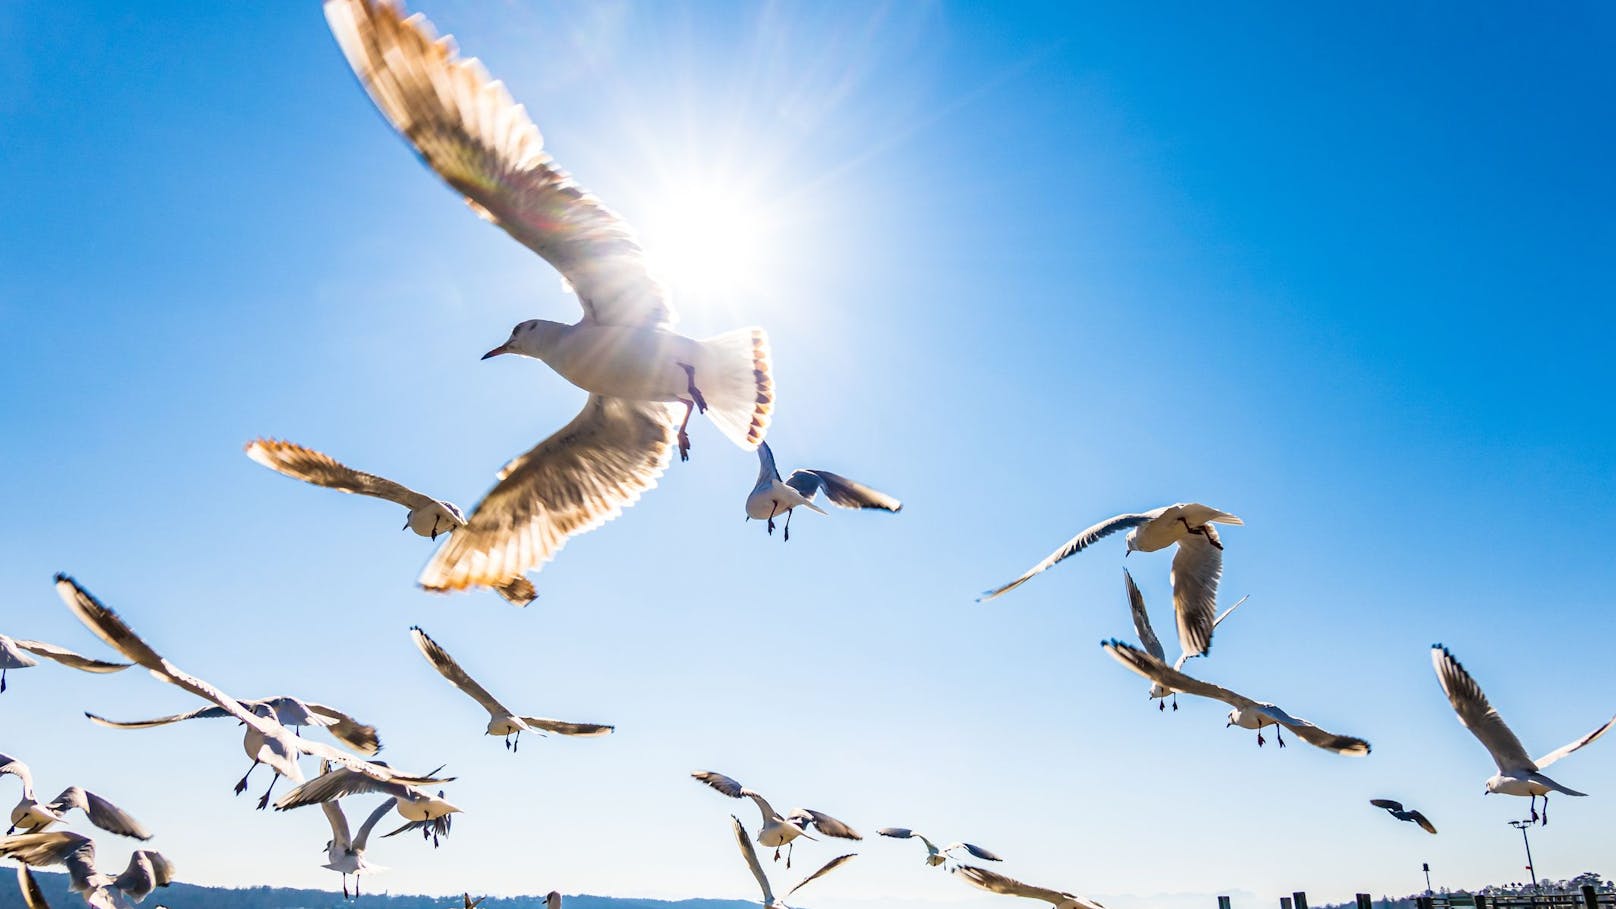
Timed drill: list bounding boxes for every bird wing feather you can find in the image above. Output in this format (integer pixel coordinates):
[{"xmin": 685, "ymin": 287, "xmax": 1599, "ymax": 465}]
[
  {"xmin": 245, "ymin": 438, "xmax": 438, "ymax": 511},
  {"xmin": 409, "ymin": 626, "xmax": 515, "ymax": 720},
  {"xmin": 786, "ymin": 853, "xmax": 857, "ymax": 897},
  {"xmin": 12, "ymin": 640, "xmax": 128, "ymax": 673},
  {"xmin": 1430, "ymin": 646, "xmax": 1535, "ymax": 771},
  {"xmin": 979, "ymin": 512, "xmax": 1159, "ymax": 601},
  {"xmin": 1123, "ymin": 569, "xmax": 1165, "ymax": 662},
  {"xmin": 1532, "ymin": 712, "xmax": 1616, "ymax": 770}
]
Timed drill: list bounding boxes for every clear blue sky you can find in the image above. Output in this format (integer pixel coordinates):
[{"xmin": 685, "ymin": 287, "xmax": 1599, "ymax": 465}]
[{"xmin": 3, "ymin": 2, "xmax": 1614, "ymax": 908}]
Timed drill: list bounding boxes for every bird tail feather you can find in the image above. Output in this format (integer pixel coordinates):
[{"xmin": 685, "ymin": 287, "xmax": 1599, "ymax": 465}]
[{"xmin": 696, "ymin": 327, "xmax": 773, "ymax": 450}]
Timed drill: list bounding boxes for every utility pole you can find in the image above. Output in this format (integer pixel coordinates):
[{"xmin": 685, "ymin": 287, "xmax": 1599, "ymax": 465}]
[
  {"xmin": 1509, "ymin": 820, "xmax": 1538, "ymax": 890},
  {"xmin": 1424, "ymin": 863, "xmax": 1433, "ymax": 896}
]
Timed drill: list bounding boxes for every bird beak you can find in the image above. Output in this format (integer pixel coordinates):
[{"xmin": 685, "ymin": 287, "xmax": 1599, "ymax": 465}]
[
  {"xmin": 1124, "ymin": 550, "xmax": 1132, "ymax": 558},
  {"xmin": 481, "ymin": 342, "xmax": 512, "ymax": 360}
]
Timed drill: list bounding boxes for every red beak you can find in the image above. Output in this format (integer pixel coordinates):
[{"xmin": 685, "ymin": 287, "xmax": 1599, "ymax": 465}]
[{"xmin": 481, "ymin": 343, "xmax": 510, "ymax": 360}]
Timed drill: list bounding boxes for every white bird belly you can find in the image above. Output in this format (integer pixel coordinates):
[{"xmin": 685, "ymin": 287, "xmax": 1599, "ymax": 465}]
[
  {"xmin": 1492, "ymin": 775, "xmax": 1551, "ymax": 797},
  {"xmin": 544, "ymin": 326, "xmax": 699, "ymax": 401},
  {"xmin": 758, "ymin": 820, "xmax": 803, "ymax": 847}
]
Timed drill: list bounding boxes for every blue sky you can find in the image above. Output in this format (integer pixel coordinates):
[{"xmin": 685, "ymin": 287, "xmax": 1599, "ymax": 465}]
[{"xmin": 3, "ymin": 2, "xmax": 1614, "ymax": 908}]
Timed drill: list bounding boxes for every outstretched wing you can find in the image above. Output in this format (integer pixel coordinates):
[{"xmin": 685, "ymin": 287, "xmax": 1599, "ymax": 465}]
[
  {"xmin": 1170, "ymin": 531, "xmax": 1223, "ymax": 659},
  {"xmin": 785, "ymin": 469, "xmax": 901, "ymax": 512},
  {"xmin": 1407, "ymin": 810, "xmax": 1437, "ymax": 835},
  {"xmin": 519, "ymin": 717, "xmax": 614, "ymax": 737},
  {"xmin": 949, "ymin": 842, "xmax": 1003, "ymax": 862},
  {"xmin": 786, "ymin": 853, "xmax": 857, "ymax": 897},
  {"xmin": 410, "ymin": 626, "xmax": 515, "ymax": 721},
  {"xmin": 1369, "ymin": 798, "xmax": 1404, "ymax": 811},
  {"xmin": 13, "ymin": 640, "xmax": 128, "ymax": 673},
  {"xmin": 418, "ymin": 396, "xmax": 675, "ymax": 593},
  {"xmin": 353, "ymin": 798, "xmax": 398, "ymax": 851},
  {"xmin": 113, "ymin": 849, "xmax": 174, "ymax": 900},
  {"xmin": 790, "ymin": 808, "xmax": 861, "ymax": 840},
  {"xmin": 1533, "ymin": 712, "xmax": 1616, "ymax": 770},
  {"xmin": 85, "ymin": 705, "xmax": 234, "ymax": 729},
  {"xmin": 877, "ymin": 827, "xmax": 916, "ymax": 839},
  {"xmin": 324, "ymin": 0, "xmax": 673, "ymax": 329},
  {"xmin": 1431, "ymin": 646, "xmax": 1535, "ymax": 771},
  {"xmin": 0, "ymin": 832, "xmax": 98, "ymax": 894},
  {"xmin": 302, "ymin": 702, "xmax": 382, "ymax": 756},
  {"xmin": 48, "ymin": 787, "xmax": 152, "ymax": 841},
  {"xmin": 731, "ymin": 814, "xmax": 774, "ymax": 905},
  {"xmin": 245, "ymin": 438, "xmax": 437, "ymax": 511},
  {"xmin": 1257, "ymin": 703, "xmax": 1371, "ymax": 756},
  {"xmin": 16, "ymin": 866, "xmax": 51, "ymax": 909},
  {"xmin": 1123, "ymin": 568, "xmax": 1165, "ymax": 662},
  {"xmin": 1102, "ymin": 640, "xmax": 1261, "ymax": 712},
  {"xmin": 953, "ymin": 864, "xmax": 1098, "ymax": 909},
  {"xmin": 980, "ymin": 511, "xmax": 1160, "ymax": 601}
]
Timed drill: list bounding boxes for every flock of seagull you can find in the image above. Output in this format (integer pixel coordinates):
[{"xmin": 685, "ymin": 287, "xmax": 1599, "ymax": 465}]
[{"xmin": 3, "ymin": 0, "xmax": 1613, "ymax": 907}]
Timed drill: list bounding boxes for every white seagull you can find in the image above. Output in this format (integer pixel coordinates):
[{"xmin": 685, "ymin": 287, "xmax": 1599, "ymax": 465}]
[
  {"xmin": 1103, "ymin": 640, "xmax": 1370, "ymax": 755},
  {"xmin": 56, "ymin": 575, "xmax": 448, "ymax": 807},
  {"xmin": 245, "ymin": 438, "xmax": 535, "ymax": 605},
  {"xmin": 1124, "ymin": 568, "xmax": 1248, "ymax": 711},
  {"xmin": 0, "ymin": 832, "xmax": 173, "ymax": 909},
  {"xmin": 86, "ymin": 694, "xmax": 380, "ymax": 811},
  {"xmin": 981, "ymin": 504, "xmax": 1243, "ymax": 658},
  {"xmin": 1369, "ymin": 799, "xmax": 1437, "ymax": 835},
  {"xmin": 745, "ymin": 442, "xmax": 901, "ymax": 540},
  {"xmin": 877, "ymin": 827, "xmax": 1001, "ymax": 867},
  {"xmin": 318, "ymin": 781, "xmax": 397, "ymax": 899},
  {"xmin": 410, "ymin": 627, "xmax": 613, "ymax": 752},
  {"xmin": 275, "ymin": 765, "xmax": 461, "ymax": 849},
  {"xmin": 693, "ymin": 771, "xmax": 861, "ymax": 867},
  {"xmin": 0, "ymin": 632, "xmax": 128, "ymax": 693},
  {"xmin": 1, "ymin": 756, "xmax": 149, "ymax": 842},
  {"xmin": 730, "ymin": 815, "xmax": 856, "ymax": 909},
  {"xmin": 952, "ymin": 864, "xmax": 1105, "ymax": 909},
  {"xmin": 323, "ymin": 0, "xmax": 775, "ymax": 598},
  {"xmin": 1431, "ymin": 644, "xmax": 1615, "ymax": 825}
]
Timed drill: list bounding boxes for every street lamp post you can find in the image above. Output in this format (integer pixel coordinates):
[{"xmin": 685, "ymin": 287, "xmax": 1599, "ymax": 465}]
[
  {"xmin": 1509, "ymin": 820, "xmax": 1538, "ymax": 891},
  {"xmin": 1424, "ymin": 863, "xmax": 1433, "ymax": 897}
]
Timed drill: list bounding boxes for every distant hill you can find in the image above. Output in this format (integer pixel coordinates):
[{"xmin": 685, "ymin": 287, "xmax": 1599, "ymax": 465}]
[{"xmin": 0, "ymin": 873, "xmax": 759, "ymax": 909}]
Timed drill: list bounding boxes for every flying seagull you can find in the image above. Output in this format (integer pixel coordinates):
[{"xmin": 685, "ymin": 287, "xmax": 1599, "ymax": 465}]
[
  {"xmin": 1124, "ymin": 568, "xmax": 1248, "ymax": 711},
  {"xmin": 276, "ymin": 764, "xmax": 461, "ymax": 849},
  {"xmin": 463, "ymin": 896, "xmax": 489, "ymax": 909},
  {"xmin": 1369, "ymin": 799, "xmax": 1437, "ymax": 835},
  {"xmin": 745, "ymin": 442, "xmax": 901, "ymax": 540},
  {"xmin": 0, "ymin": 755, "xmax": 149, "ymax": 841},
  {"xmin": 730, "ymin": 815, "xmax": 856, "ymax": 909},
  {"xmin": 1102, "ymin": 640, "xmax": 1370, "ymax": 755},
  {"xmin": 317, "ymin": 768, "xmax": 397, "ymax": 899},
  {"xmin": 877, "ymin": 827, "xmax": 1001, "ymax": 867},
  {"xmin": 55, "ymin": 575, "xmax": 448, "ymax": 808},
  {"xmin": 1431, "ymin": 645, "xmax": 1614, "ymax": 825},
  {"xmin": 410, "ymin": 627, "xmax": 613, "ymax": 752},
  {"xmin": 952, "ymin": 864, "xmax": 1105, "ymax": 909},
  {"xmin": 86, "ymin": 695, "xmax": 381, "ymax": 810},
  {"xmin": 981, "ymin": 504, "xmax": 1242, "ymax": 658},
  {"xmin": 0, "ymin": 632, "xmax": 128, "ymax": 693},
  {"xmin": 693, "ymin": 771, "xmax": 860, "ymax": 867},
  {"xmin": 0, "ymin": 831, "xmax": 173, "ymax": 909},
  {"xmin": 244, "ymin": 438, "xmax": 535, "ymax": 606},
  {"xmin": 323, "ymin": 0, "xmax": 775, "ymax": 598}
]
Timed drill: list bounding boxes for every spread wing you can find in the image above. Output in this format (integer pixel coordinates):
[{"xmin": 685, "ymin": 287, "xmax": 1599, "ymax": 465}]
[
  {"xmin": 56, "ymin": 575, "xmax": 446, "ymax": 789},
  {"xmin": 493, "ymin": 576, "xmax": 538, "ymax": 607},
  {"xmin": 16, "ymin": 866, "xmax": 50, "ymax": 909},
  {"xmin": 12, "ymin": 640, "xmax": 128, "ymax": 673},
  {"xmin": 418, "ymin": 396, "xmax": 675, "ymax": 593},
  {"xmin": 302, "ymin": 702, "xmax": 382, "ymax": 756},
  {"xmin": 85, "ymin": 705, "xmax": 235, "ymax": 729},
  {"xmin": 949, "ymin": 842, "xmax": 1003, "ymax": 861},
  {"xmin": 321, "ymin": 797, "xmax": 354, "ymax": 851},
  {"xmin": 1431, "ymin": 646, "xmax": 1535, "ymax": 771},
  {"xmin": 1123, "ymin": 569, "xmax": 1165, "ymax": 662},
  {"xmin": 1170, "ymin": 531, "xmax": 1222, "ymax": 659},
  {"xmin": 1407, "ymin": 810, "xmax": 1437, "ymax": 835},
  {"xmin": 245, "ymin": 438, "xmax": 437, "ymax": 511},
  {"xmin": 113, "ymin": 850, "xmax": 174, "ymax": 900},
  {"xmin": 786, "ymin": 853, "xmax": 857, "ymax": 898},
  {"xmin": 324, "ymin": 0, "xmax": 673, "ymax": 328},
  {"xmin": 410, "ymin": 626, "xmax": 513, "ymax": 720},
  {"xmin": 784, "ymin": 470, "xmax": 902, "ymax": 512},
  {"xmin": 1369, "ymin": 798, "xmax": 1404, "ymax": 811},
  {"xmin": 274, "ymin": 767, "xmax": 433, "ymax": 811},
  {"xmin": 755, "ymin": 442, "xmax": 782, "ymax": 490},
  {"xmin": 519, "ymin": 717, "xmax": 614, "ymax": 737},
  {"xmin": 731, "ymin": 814, "xmax": 773, "ymax": 905},
  {"xmin": 0, "ymin": 754, "xmax": 35, "ymax": 792},
  {"xmin": 1103, "ymin": 640, "xmax": 1260, "ymax": 712},
  {"xmin": 980, "ymin": 511, "xmax": 1160, "ymax": 601},
  {"xmin": 47, "ymin": 788, "xmax": 152, "ymax": 841},
  {"xmin": 0, "ymin": 832, "xmax": 98, "ymax": 894},
  {"xmin": 692, "ymin": 770, "xmax": 746, "ymax": 798},
  {"xmin": 1533, "ymin": 712, "xmax": 1616, "ymax": 770},
  {"xmin": 953, "ymin": 864, "xmax": 1098, "ymax": 909},
  {"xmin": 1256, "ymin": 703, "xmax": 1372, "ymax": 756},
  {"xmin": 877, "ymin": 827, "xmax": 916, "ymax": 839},
  {"xmin": 352, "ymin": 798, "xmax": 397, "ymax": 851},
  {"xmin": 789, "ymin": 808, "xmax": 861, "ymax": 840}
]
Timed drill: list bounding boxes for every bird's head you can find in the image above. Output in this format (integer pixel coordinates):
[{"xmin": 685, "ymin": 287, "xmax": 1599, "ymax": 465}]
[
  {"xmin": 1148, "ymin": 682, "xmax": 1171, "ymax": 700},
  {"xmin": 1225, "ymin": 708, "xmax": 1241, "ymax": 727},
  {"xmin": 483, "ymin": 319, "xmax": 563, "ymax": 360},
  {"xmin": 1485, "ymin": 775, "xmax": 1504, "ymax": 794},
  {"xmin": 1124, "ymin": 531, "xmax": 1141, "ymax": 555}
]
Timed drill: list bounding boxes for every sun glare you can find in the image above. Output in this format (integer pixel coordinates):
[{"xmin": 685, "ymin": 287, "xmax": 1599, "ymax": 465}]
[{"xmin": 643, "ymin": 178, "xmax": 776, "ymax": 304}]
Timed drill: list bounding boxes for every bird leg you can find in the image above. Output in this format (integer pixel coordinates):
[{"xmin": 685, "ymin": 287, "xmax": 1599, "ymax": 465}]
[
  {"xmin": 1529, "ymin": 795, "xmax": 1539, "ymax": 824},
  {"xmin": 1256, "ymin": 729, "xmax": 1265, "ymax": 747},
  {"xmin": 343, "ymin": 874, "xmax": 350, "ymax": 900},
  {"xmin": 1172, "ymin": 693, "xmax": 1179, "ymax": 711},
  {"xmin": 774, "ymin": 845, "xmax": 781, "ymax": 863},
  {"xmin": 1178, "ymin": 517, "xmax": 1224, "ymax": 550},
  {"xmin": 1, "ymin": 668, "xmax": 7, "ymax": 693},
  {"xmin": 676, "ymin": 399, "xmax": 695, "ymax": 462},
  {"xmin": 1275, "ymin": 727, "xmax": 1287, "ymax": 748},
  {"xmin": 679, "ymin": 363, "xmax": 708, "ymax": 413},
  {"xmin": 1541, "ymin": 794, "xmax": 1549, "ymax": 825},
  {"xmin": 505, "ymin": 730, "xmax": 512, "ymax": 751},
  {"xmin": 234, "ymin": 760, "xmax": 260, "ymax": 795},
  {"xmin": 513, "ymin": 730, "xmax": 520, "ymax": 753},
  {"xmin": 787, "ymin": 839, "xmax": 795, "ymax": 868},
  {"xmin": 784, "ymin": 507, "xmax": 793, "ymax": 542},
  {"xmin": 767, "ymin": 501, "xmax": 777, "ymax": 535},
  {"xmin": 256, "ymin": 773, "xmax": 279, "ymax": 810},
  {"xmin": 355, "ymin": 874, "xmax": 361, "ymax": 898}
]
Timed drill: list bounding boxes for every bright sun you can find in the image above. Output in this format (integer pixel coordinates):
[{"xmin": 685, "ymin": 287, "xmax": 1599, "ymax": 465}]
[{"xmin": 643, "ymin": 179, "xmax": 775, "ymax": 303}]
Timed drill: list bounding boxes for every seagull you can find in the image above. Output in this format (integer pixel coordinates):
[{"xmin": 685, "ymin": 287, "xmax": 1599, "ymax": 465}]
[
  {"xmin": 245, "ymin": 439, "xmax": 537, "ymax": 606},
  {"xmin": 1102, "ymin": 640, "xmax": 1370, "ymax": 755},
  {"xmin": 318, "ymin": 780, "xmax": 396, "ymax": 899},
  {"xmin": 952, "ymin": 864, "xmax": 1105, "ymax": 909},
  {"xmin": 410, "ymin": 627, "xmax": 613, "ymax": 752},
  {"xmin": 16, "ymin": 865, "xmax": 51, "ymax": 909},
  {"xmin": 275, "ymin": 765, "xmax": 461, "ymax": 849},
  {"xmin": 1431, "ymin": 645, "xmax": 1614, "ymax": 825},
  {"xmin": 323, "ymin": 0, "xmax": 775, "ymax": 598},
  {"xmin": 0, "ymin": 832, "xmax": 173, "ymax": 909},
  {"xmin": 981, "ymin": 504, "xmax": 1242, "ymax": 657},
  {"xmin": 462, "ymin": 895, "xmax": 490, "ymax": 909},
  {"xmin": 745, "ymin": 442, "xmax": 901, "ymax": 540},
  {"xmin": 1, "ymin": 756, "xmax": 149, "ymax": 841},
  {"xmin": 1369, "ymin": 799, "xmax": 1437, "ymax": 834},
  {"xmin": 692, "ymin": 771, "xmax": 860, "ymax": 867},
  {"xmin": 0, "ymin": 632, "xmax": 128, "ymax": 693},
  {"xmin": 86, "ymin": 695, "xmax": 381, "ymax": 811},
  {"xmin": 56, "ymin": 575, "xmax": 448, "ymax": 808},
  {"xmin": 1123, "ymin": 568, "xmax": 1248, "ymax": 711},
  {"xmin": 730, "ymin": 815, "xmax": 856, "ymax": 909},
  {"xmin": 877, "ymin": 828, "xmax": 1001, "ymax": 867}
]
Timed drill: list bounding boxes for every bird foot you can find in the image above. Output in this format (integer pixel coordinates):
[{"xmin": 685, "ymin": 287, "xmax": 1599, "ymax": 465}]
[
  {"xmin": 680, "ymin": 364, "xmax": 708, "ymax": 413},
  {"xmin": 1158, "ymin": 700, "xmax": 1166, "ymax": 712},
  {"xmin": 1257, "ymin": 732, "xmax": 1265, "ymax": 747},
  {"xmin": 678, "ymin": 430, "xmax": 691, "ymax": 463},
  {"xmin": 234, "ymin": 779, "xmax": 250, "ymax": 795},
  {"xmin": 1172, "ymin": 698, "xmax": 1179, "ymax": 711},
  {"xmin": 1276, "ymin": 732, "xmax": 1287, "ymax": 748},
  {"xmin": 766, "ymin": 517, "xmax": 775, "ymax": 535},
  {"xmin": 257, "ymin": 792, "xmax": 273, "ymax": 810}
]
